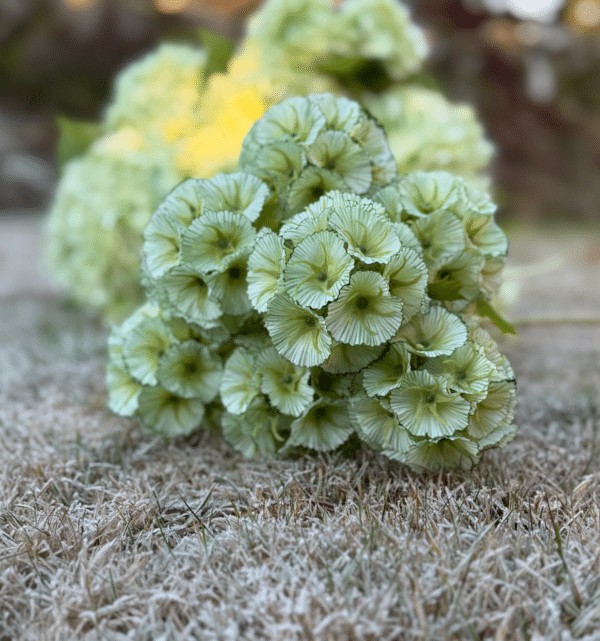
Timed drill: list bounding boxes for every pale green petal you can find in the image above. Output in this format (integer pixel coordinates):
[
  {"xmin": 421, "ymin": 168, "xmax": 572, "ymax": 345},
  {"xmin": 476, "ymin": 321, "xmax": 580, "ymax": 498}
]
[
  {"xmin": 159, "ymin": 266, "xmax": 222, "ymax": 327},
  {"xmin": 426, "ymin": 342, "xmax": 495, "ymax": 395},
  {"xmin": 328, "ymin": 200, "xmax": 400, "ymax": 264},
  {"xmin": 287, "ymin": 400, "xmax": 352, "ymax": 451},
  {"xmin": 350, "ymin": 393, "xmax": 413, "ymax": 453},
  {"xmin": 428, "ymin": 250, "xmax": 485, "ymax": 307},
  {"xmin": 221, "ymin": 398, "xmax": 289, "ymax": 458},
  {"xmin": 284, "ymin": 230, "xmax": 354, "ymax": 308},
  {"xmin": 362, "ymin": 342, "xmax": 411, "ymax": 396},
  {"xmin": 143, "ymin": 209, "xmax": 185, "ymax": 280},
  {"xmin": 196, "ymin": 172, "xmax": 271, "ymax": 222},
  {"xmin": 205, "ymin": 253, "xmax": 253, "ymax": 315},
  {"xmin": 256, "ymin": 346, "xmax": 313, "ymax": 416},
  {"xmin": 142, "ymin": 179, "xmax": 204, "ymax": 279},
  {"xmin": 383, "ymin": 247, "xmax": 428, "ymax": 322},
  {"xmin": 220, "ymin": 347, "xmax": 261, "ymax": 414},
  {"xmin": 180, "ymin": 210, "xmax": 256, "ymax": 275},
  {"xmin": 253, "ymin": 140, "xmax": 306, "ymax": 185},
  {"xmin": 253, "ymin": 96, "xmax": 326, "ymax": 146},
  {"xmin": 247, "ymin": 228, "xmax": 286, "ymax": 312},
  {"xmin": 397, "ymin": 171, "xmax": 462, "ymax": 218},
  {"xmin": 389, "ymin": 370, "xmax": 471, "ymax": 438},
  {"xmin": 393, "ymin": 306, "xmax": 467, "ymax": 357},
  {"xmin": 279, "ymin": 207, "xmax": 329, "ymax": 245},
  {"xmin": 461, "ymin": 212, "xmax": 507, "ymax": 257},
  {"xmin": 308, "ymin": 94, "xmax": 361, "ymax": 133},
  {"xmin": 480, "ymin": 256, "xmax": 505, "ymax": 300},
  {"xmin": 392, "ymin": 222, "xmax": 423, "ymax": 255},
  {"xmin": 156, "ymin": 340, "xmax": 222, "ymax": 402},
  {"xmin": 265, "ymin": 293, "xmax": 332, "ymax": 367},
  {"xmin": 468, "ymin": 380, "xmax": 517, "ymax": 439},
  {"xmin": 137, "ymin": 385, "xmax": 205, "ymax": 437},
  {"xmin": 321, "ymin": 341, "xmax": 384, "ymax": 374},
  {"xmin": 307, "ymin": 130, "xmax": 372, "ymax": 193},
  {"xmin": 410, "ymin": 209, "xmax": 466, "ymax": 268},
  {"xmin": 478, "ymin": 422, "xmax": 516, "ymax": 450},
  {"xmin": 287, "ymin": 166, "xmax": 347, "ymax": 214},
  {"xmin": 398, "ymin": 437, "xmax": 479, "ymax": 471},
  {"xmin": 106, "ymin": 363, "xmax": 142, "ymax": 417},
  {"xmin": 326, "ymin": 271, "xmax": 403, "ymax": 346},
  {"xmin": 350, "ymin": 118, "xmax": 397, "ymax": 186},
  {"xmin": 123, "ymin": 315, "xmax": 176, "ymax": 385}
]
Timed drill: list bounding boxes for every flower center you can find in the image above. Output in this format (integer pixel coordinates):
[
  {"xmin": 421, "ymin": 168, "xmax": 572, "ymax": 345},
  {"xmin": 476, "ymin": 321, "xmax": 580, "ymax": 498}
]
[
  {"xmin": 228, "ymin": 266, "xmax": 241, "ymax": 279},
  {"xmin": 314, "ymin": 407, "xmax": 328, "ymax": 419},
  {"xmin": 216, "ymin": 237, "xmax": 230, "ymax": 250},
  {"xmin": 304, "ymin": 315, "xmax": 317, "ymax": 327},
  {"xmin": 425, "ymin": 392, "xmax": 436, "ymax": 404},
  {"xmin": 282, "ymin": 373, "xmax": 294, "ymax": 386},
  {"xmin": 316, "ymin": 271, "xmax": 328, "ymax": 283},
  {"xmin": 184, "ymin": 362, "xmax": 197, "ymax": 375},
  {"xmin": 355, "ymin": 296, "xmax": 370, "ymax": 310}
]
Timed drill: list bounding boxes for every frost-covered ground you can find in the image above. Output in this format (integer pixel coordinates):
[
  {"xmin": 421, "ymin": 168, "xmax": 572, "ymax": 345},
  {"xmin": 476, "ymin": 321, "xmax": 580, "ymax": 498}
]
[{"xmin": 1, "ymin": 214, "xmax": 600, "ymax": 640}]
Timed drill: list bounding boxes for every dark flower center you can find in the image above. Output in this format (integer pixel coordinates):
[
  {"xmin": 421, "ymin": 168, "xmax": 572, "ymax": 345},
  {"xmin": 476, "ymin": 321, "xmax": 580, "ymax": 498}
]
[
  {"xmin": 425, "ymin": 392, "xmax": 436, "ymax": 404},
  {"xmin": 304, "ymin": 315, "xmax": 317, "ymax": 327},
  {"xmin": 314, "ymin": 407, "xmax": 328, "ymax": 419},
  {"xmin": 216, "ymin": 237, "xmax": 231, "ymax": 250},
  {"xmin": 282, "ymin": 374, "xmax": 294, "ymax": 385},
  {"xmin": 184, "ymin": 362, "xmax": 198, "ymax": 375},
  {"xmin": 316, "ymin": 271, "xmax": 328, "ymax": 283},
  {"xmin": 228, "ymin": 266, "xmax": 242, "ymax": 279},
  {"xmin": 355, "ymin": 296, "xmax": 370, "ymax": 310}
]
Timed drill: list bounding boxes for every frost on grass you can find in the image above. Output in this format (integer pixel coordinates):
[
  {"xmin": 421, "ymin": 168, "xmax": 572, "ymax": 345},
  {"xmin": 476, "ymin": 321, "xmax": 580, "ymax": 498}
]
[{"xmin": 2, "ymin": 230, "xmax": 600, "ymax": 639}]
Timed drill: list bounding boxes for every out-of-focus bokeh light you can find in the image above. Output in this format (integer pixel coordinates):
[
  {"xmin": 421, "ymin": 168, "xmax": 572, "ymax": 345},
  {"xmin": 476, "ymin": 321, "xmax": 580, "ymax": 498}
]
[
  {"xmin": 153, "ymin": 0, "xmax": 194, "ymax": 14},
  {"xmin": 567, "ymin": 0, "xmax": 600, "ymax": 29},
  {"xmin": 482, "ymin": 0, "xmax": 565, "ymax": 21},
  {"xmin": 62, "ymin": 0, "xmax": 99, "ymax": 8}
]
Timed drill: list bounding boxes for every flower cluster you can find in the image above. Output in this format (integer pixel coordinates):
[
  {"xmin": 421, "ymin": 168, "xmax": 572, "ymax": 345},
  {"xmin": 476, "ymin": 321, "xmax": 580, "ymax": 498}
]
[
  {"xmin": 47, "ymin": 1, "xmax": 494, "ymax": 323},
  {"xmin": 363, "ymin": 86, "xmax": 495, "ymax": 179},
  {"xmin": 246, "ymin": 0, "xmax": 427, "ymax": 84},
  {"xmin": 239, "ymin": 93, "xmax": 397, "ymax": 220},
  {"xmin": 107, "ymin": 93, "xmax": 516, "ymax": 472},
  {"xmin": 46, "ymin": 42, "xmax": 277, "ymax": 321}
]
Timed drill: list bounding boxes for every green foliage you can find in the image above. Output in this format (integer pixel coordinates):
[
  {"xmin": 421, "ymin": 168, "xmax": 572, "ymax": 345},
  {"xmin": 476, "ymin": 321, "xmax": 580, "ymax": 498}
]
[
  {"xmin": 199, "ymin": 28, "xmax": 235, "ymax": 85},
  {"xmin": 55, "ymin": 116, "xmax": 102, "ymax": 170}
]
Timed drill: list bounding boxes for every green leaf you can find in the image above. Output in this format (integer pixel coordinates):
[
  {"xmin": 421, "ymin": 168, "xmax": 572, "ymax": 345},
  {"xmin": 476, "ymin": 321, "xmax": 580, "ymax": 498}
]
[
  {"xmin": 55, "ymin": 116, "xmax": 101, "ymax": 170},
  {"xmin": 476, "ymin": 299, "xmax": 517, "ymax": 335},
  {"xmin": 199, "ymin": 28, "xmax": 234, "ymax": 85},
  {"xmin": 427, "ymin": 277, "xmax": 464, "ymax": 302}
]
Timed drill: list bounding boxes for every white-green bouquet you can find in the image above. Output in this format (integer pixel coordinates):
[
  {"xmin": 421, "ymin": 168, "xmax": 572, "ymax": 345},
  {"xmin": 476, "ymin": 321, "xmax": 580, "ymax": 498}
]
[
  {"xmin": 107, "ymin": 94, "xmax": 516, "ymax": 472},
  {"xmin": 46, "ymin": 0, "xmax": 494, "ymax": 324}
]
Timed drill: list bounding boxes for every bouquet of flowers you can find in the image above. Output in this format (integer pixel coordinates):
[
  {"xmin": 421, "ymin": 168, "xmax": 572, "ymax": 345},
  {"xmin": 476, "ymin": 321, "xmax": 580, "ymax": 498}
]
[
  {"xmin": 46, "ymin": 0, "xmax": 494, "ymax": 322},
  {"xmin": 106, "ymin": 94, "xmax": 516, "ymax": 472}
]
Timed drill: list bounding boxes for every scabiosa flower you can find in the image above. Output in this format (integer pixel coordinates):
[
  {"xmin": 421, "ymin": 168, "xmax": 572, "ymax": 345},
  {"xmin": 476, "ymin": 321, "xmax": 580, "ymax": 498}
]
[
  {"xmin": 350, "ymin": 394, "xmax": 414, "ymax": 454},
  {"xmin": 265, "ymin": 293, "xmax": 332, "ymax": 367},
  {"xmin": 283, "ymin": 230, "xmax": 353, "ymax": 308},
  {"xmin": 326, "ymin": 271, "xmax": 404, "ymax": 346},
  {"xmin": 256, "ymin": 346, "xmax": 314, "ymax": 416},
  {"xmin": 393, "ymin": 305, "xmax": 468, "ymax": 358},
  {"xmin": 286, "ymin": 399, "xmax": 353, "ymax": 451},
  {"xmin": 136, "ymin": 386, "xmax": 207, "ymax": 437}
]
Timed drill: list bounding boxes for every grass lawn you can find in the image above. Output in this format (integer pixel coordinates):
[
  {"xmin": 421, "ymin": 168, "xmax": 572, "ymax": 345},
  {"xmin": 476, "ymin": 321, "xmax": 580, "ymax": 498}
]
[{"xmin": 1, "ymin": 215, "xmax": 599, "ymax": 640}]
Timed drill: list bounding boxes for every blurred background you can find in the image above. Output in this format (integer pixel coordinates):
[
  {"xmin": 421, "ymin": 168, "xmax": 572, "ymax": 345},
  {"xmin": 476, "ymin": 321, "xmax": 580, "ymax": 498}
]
[{"xmin": 1, "ymin": 0, "xmax": 600, "ymax": 222}]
